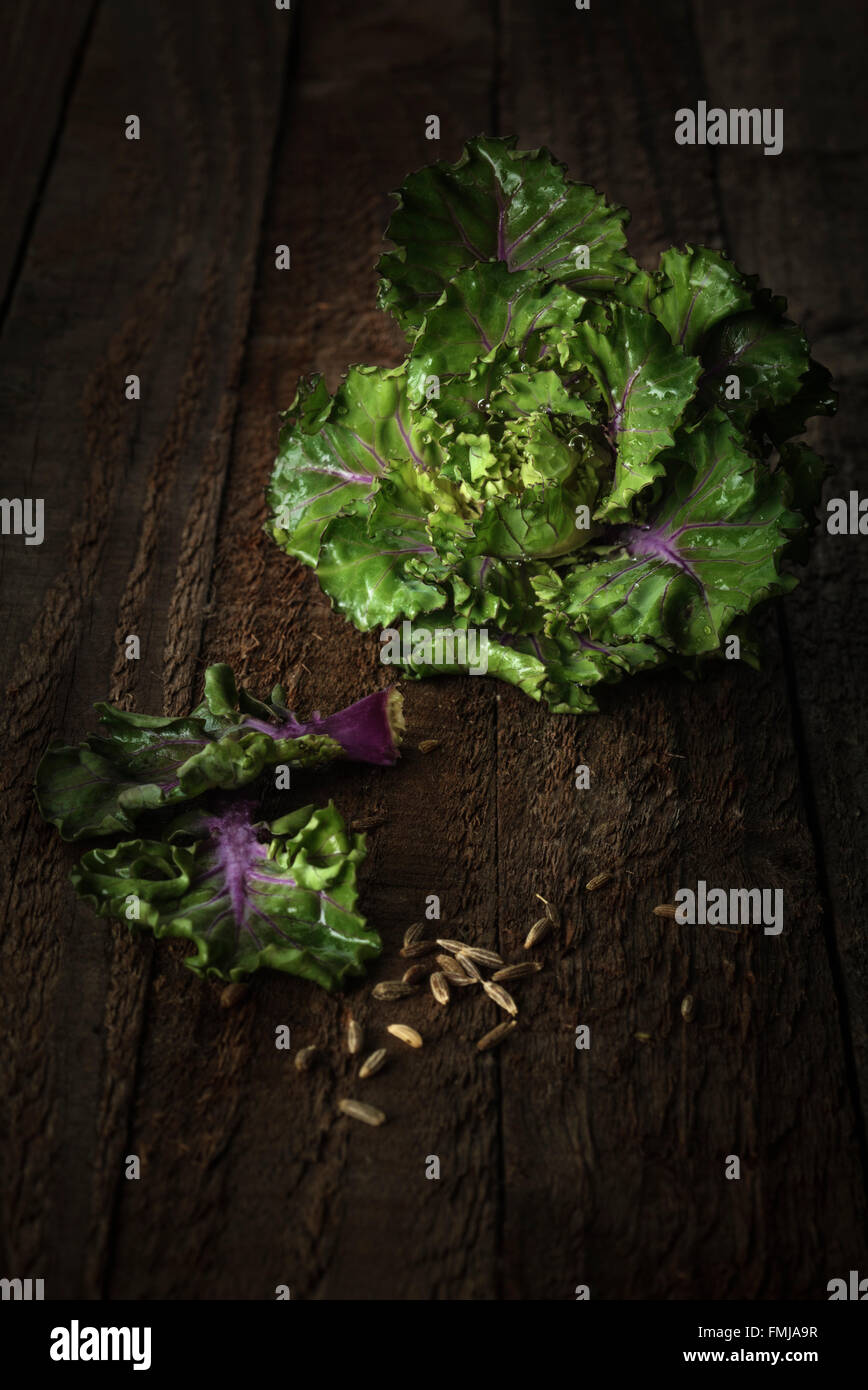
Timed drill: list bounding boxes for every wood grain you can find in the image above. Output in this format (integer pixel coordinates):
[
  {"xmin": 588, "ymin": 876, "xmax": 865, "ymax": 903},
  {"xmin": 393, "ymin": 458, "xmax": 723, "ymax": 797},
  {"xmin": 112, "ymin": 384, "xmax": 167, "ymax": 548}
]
[
  {"xmin": 1, "ymin": 0, "xmax": 865, "ymax": 1301},
  {"xmin": 692, "ymin": 0, "xmax": 868, "ymax": 1163},
  {"xmin": 104, "ymin": 0, "xmax": 508, "ymax": 1303},
  {"xmin": 0, "ymin": 0, "xmax": 96, "ymax": 317},
  {"xmin": 495, "ymin": 0, "xmax": 867, "ymax": 1298},
  {"xmin": 0, "ymin": 0, "xmax": 291, "ymax": 1297}
]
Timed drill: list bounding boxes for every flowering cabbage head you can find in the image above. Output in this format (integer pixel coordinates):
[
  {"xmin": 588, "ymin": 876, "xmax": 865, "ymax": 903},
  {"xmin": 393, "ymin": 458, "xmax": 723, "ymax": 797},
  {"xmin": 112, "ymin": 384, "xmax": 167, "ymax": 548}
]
[{"xmin": 266, "ymin": 136, "xmax": 835, "ymax": 712}]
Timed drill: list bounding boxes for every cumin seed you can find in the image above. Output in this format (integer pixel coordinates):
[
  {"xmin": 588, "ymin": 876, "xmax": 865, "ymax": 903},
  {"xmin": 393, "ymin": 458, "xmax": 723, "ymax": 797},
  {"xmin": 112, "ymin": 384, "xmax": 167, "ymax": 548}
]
[
  {"xmin": 372, "ymin": 980, "xmax": 417, "ymax": 1001},
  {"xmin": 534, "ymin": 892, "xmax": 560, "ymax": 926},
  {"xmin": 430, "ymin": 972, "xmax": 450, "ymax": 1005},
  {"xmin": 294, "ymin": 1045, "xmax": 318, "ymax": 1073},
  {"xmin": 524, "ymin": 916, "xmax": 551, "ymax": 949},
  {"xmin": 387, "ymin": 1023, "xmax": 423, "ymax": 1048},
  {"xmin": 338, "ymin": 1098, "xmax": 386, "ymax": 1126},
  {"xmin": 585, "ymin": 872, "xmax": 613, "ymax": 891},
  {"xmin": 483, "ymin": 981, "xmax": 518, "ymax": 1016},
  {"xmin": 359, "ymin": 1048, "xmax": 387, "ymax": 1079},
  {"xmin": 459, "ymin": 945, "xmax": 504, "ymax": 967},
  {"xmin": 456, "ymin": 951, "xmax": 483, "ymax": 981},
  {"xmin": 491, "ymin": 962, "xmax": 543, "ymax": 982},
  {"xmin": 436, "ymin": 953, "xmax": 472, "ymax": 982},
  {"xmin": 476, "ymin": 1019, "xmax": 517, "ymax": 1052},
  {"xmin": 399, "ymin": 940, "xmax": 437, "ymax": 959}
]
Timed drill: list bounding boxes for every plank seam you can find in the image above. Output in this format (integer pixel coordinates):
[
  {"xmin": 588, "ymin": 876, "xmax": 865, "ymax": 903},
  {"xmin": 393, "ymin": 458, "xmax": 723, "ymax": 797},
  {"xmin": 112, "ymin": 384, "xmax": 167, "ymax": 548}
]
[
  {"xmin": 96, "ymin": 6, "xmax": 304, "ymax": 1296},
  {"xmin": 776, "ymin": 605, "xmax": 868, "ymax": 1205},
  {"xmin": 0, "ymin": 0, "xmax": 102, "ymax": 336}
]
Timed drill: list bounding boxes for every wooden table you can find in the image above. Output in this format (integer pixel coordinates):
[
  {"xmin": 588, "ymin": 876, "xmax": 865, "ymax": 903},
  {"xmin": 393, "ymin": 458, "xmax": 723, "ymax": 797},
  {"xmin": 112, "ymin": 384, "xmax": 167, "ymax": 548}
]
[{"xmin": 2, "ymin": 0, "xmax": 866, "ymax": 1300}]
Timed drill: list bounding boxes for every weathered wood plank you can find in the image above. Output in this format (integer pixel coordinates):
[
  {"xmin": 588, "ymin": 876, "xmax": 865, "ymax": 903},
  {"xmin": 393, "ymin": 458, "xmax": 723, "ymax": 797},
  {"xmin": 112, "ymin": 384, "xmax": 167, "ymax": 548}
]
[
  {"xmin": 105, "ymin": 0, "xmax": 503, "ymax": 1299},
  {"xmin": 494, "ymin": 0, "xmax": 867, "ymax": 1298},
  {"xmin": 0, "ymin": 0, "xmax": 291, "ymax": 1296},
  {"xmin": 0, "ymin": 0, "xmax": 95, "ymax": 317},
  {"xmin": 3, "ymin": 0, "xmax": 865, "ymax": 1303},
  {"xmin": 692, "ymin": 0, "xmax": 868, "ymax": 1162}
]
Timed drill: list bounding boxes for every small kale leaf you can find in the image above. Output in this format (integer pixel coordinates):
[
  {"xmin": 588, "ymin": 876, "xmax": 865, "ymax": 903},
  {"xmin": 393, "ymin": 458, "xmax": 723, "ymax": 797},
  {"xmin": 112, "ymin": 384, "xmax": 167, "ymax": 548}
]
[
  {"xmin": 36, "ymin": 664, "xmax": 404, "ymax": 840},
  {"xmin": 71, "ymin": 800, "xmax": 379, "ymax": 987}
]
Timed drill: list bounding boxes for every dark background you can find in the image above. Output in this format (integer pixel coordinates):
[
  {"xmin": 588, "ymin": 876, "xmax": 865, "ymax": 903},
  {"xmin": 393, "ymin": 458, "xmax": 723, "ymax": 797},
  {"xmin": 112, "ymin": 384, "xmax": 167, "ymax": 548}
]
[{"xmin": 1, "ymin": 0, "xmax": 867, "ymax": 1300}]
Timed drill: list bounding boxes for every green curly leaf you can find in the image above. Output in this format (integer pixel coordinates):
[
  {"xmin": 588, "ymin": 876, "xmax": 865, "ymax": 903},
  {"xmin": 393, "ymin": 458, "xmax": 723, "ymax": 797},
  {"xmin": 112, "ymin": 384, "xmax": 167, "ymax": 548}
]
[
  {"xmin": 561, "ymin": 412, "xmax": 802, "ymax": 651},
  {"xmin": 378, "ymin": 135, "xmax": 636, "ymax": 332},
  {"xmin": 36, "ymin": 666, "xmax": 403, "ymax": 839},
  {"xmin": 71, "ymin": 801, "xmax": 380, "ymax": 986}
]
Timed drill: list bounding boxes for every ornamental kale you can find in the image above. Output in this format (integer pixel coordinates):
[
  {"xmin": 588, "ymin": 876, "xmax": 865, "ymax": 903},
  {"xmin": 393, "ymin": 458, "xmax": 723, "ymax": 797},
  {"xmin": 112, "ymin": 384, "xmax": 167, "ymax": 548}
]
[
  {"xmin": 35, "ymin": 667, "xmax": 404, "ymax": 985},
  {"xmin": 266, "ymin": 136, "xmax": 835, "ymax": 712},
  {"xmin": 72, "ymin": 801, "xmax": 376, "ymax": 987}
]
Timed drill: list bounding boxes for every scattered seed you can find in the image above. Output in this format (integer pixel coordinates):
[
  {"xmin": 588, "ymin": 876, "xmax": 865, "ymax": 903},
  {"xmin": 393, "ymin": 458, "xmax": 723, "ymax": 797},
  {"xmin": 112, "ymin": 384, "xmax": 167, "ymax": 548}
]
[
  {"xmin": 456, "ymin": 951, "xmax": 483, "ymax": 981},
  {"xmin": 483, "ymin": 981, "xmax": 518, "ymax": 1016},
  {"xmin": 399, "ymin": 940, "xmax": 437, "ymax": 959},
  {"xmin": 449, "ymin": 970, "xmax": 476, "ymax": 987},
  {"xmin": 634, "ymin": 1032, "xmax": 652, "ymax": 1042},
  {"xmin": 681, "ymin": 995, "xmax": 695, "ymax": 1022},
  {"xmin": 460, "ymin": 945, "xmax": 504, "ymax": 967},
  {"xmin": 338, "ymin": 1098, "xmax": 386, "ymax": 1127},
  {"xmin": 524, "ymin": 916, "xmax": 551, "ymax": 949},
  {"xmin": 534, "ymin": 893, "xmax": 561, "ymax": 927},
  {"xmin": 436, "ymin": 953, "xmax": 472, "ymax": 982},
  {"xmin": 492, "ymin": 961, "xmax": 543, "ymax": 983},
  {"xmin": 372, "ymin": 980, "xmax": 417, "ymax": 1001},
  {"xmin": 402, "ymin": 962, "xmax": 433, "ymax": 986},
  {"xmin": 418, "ymin": 739, "xmax": 441, "ymax": 754},
  {"xmin": 347, "ymin": 1020, "xmax": 364, "ymax": 1054},
  {"xmin": 653, "ymin": 903, "xmax": 678, "ymax": 919},
  {"xmin": 359, "ymin": 1048, "xmax": 387, "ymax": 1079},
  {"xmin": 476, "ymin": 1018, "xmax": 518, "ymax": 1052},
  {"xmin": 387, "ymin": 1023, "xmax": 423, "ymax": 1049},
  {"xmin": 294, "ymin": 1045, "xmax": 318, "ymax": 1073},
  {"xmin": 403, "ymin": 921, "xmax": 426, "ymax": 947},
  {"xmin": 585, "ymin": 872, "xmax": 613, "ymax": 891},
  {"xmin": 430, "ymin": 971, "xmax": 450, "ymax": 1005},
  {"xmin": 220, "ymin": 982, "xmax": 250, "ymax": 1009},
  {"xmin": 350, "ymin": 814, "xmax": 387, "ymax": 832},
  {"xmin": 437, "ymin": 939, "xmax": 504, "ymax": 966}
]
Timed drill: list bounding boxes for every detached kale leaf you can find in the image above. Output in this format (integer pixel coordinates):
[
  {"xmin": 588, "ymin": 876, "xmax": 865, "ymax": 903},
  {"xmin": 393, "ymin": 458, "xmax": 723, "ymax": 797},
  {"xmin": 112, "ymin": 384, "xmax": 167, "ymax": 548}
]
[
  {"xmin": 72, "ymin": 801, "xmax": 379, "ymax": 986},
  {"xmin": 36, "ymin": 663, "xmax": 404, "ymax": 840},
  {"xmin": 266, "ymin": 136, "xmax": 836, "ymax": 713},
  {"xmin": 35, "ymin": 666, "xmax": 404, "ymax": 987}
]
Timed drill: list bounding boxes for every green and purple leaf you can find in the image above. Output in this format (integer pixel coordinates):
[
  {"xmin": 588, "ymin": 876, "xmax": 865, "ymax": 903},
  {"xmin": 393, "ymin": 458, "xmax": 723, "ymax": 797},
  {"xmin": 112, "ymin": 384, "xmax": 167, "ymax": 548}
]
[
  {"xmin": 650, "ymin": 246, "xmax": 753, "ymax": 353},
  {"xmin": 378, "ymin": 135, "xmax": 636, "ymax": 332},
  {"xmin": 569, "ymin": 304, "xmax": 701, "ymax": 521},
  {"xmin": 561, "ymin": 411, "xmax": 802, "ymax": 651},
  {"xmin": 36, "ymin": 665, "xmax": 404, "ymax": 839},
  {"xmin": 70, "ymin": 801, "xmax": 380, "ymax": 986}
]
